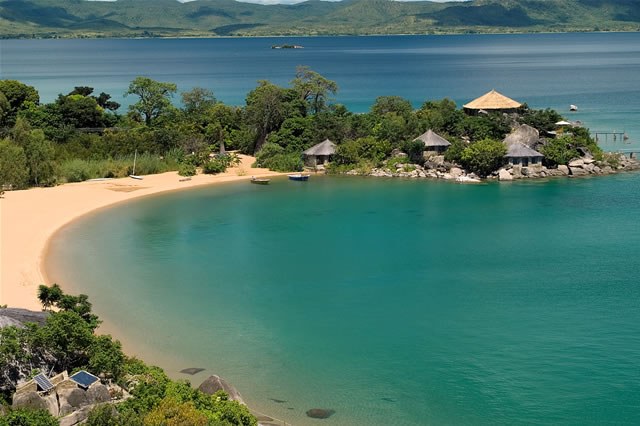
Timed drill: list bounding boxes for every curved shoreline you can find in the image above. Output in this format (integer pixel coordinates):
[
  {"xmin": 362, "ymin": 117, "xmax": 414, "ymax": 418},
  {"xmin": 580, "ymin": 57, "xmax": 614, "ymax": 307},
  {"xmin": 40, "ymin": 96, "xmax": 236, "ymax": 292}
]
[{"xmin": 0, "ymin": 155, "xmax": 287, "ymax": 310}]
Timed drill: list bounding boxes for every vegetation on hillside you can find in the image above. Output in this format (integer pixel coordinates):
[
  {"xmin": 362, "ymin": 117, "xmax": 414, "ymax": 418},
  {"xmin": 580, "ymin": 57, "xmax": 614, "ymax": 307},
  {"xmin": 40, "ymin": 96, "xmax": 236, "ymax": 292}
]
[
  {"xmin": 0, "ymin": 0, "xmax": 639, "ymax": 39},
  {"xmin": 0, "ymin": 285, "xmax": 256, "ymax": 425}
]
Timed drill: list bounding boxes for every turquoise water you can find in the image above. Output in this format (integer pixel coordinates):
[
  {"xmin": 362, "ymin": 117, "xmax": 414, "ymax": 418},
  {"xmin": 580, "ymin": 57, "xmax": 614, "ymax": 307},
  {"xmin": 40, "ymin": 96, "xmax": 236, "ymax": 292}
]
[
  {"xmin": 2, "ymin": 33, "xmax": 640, "ymax": 149},
  {"xmin": 48, "ymin": 174, "xmax": 640, "ymax": 425}
]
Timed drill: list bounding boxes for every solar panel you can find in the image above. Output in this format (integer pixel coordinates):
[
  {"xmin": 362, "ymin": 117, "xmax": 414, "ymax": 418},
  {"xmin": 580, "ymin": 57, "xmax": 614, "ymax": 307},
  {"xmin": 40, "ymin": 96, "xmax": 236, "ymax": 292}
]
[
  {"xmin": 33, "ymin": 373, "xmax": 54, "ymax": 392},
  {"xmin": 70, "ymin": 370, "xmax": 99, "ymax": 389}
]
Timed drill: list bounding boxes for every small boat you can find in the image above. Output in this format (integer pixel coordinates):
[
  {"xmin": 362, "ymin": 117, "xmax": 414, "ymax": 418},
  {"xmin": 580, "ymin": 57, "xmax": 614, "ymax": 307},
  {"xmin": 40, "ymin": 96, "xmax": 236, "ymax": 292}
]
[
  {"xmin": 251, "ymin": 176, "xmax": 270, "ymax": 185},
  {"xmin": 129, "ymin": 150, "xmax": 143, "ymax": 180},
  {"xmin": 288, "ymin": 173, "xmax": 310, "ymax": 181},
  {"xmin": 570, "ymin": 104, "xmax": 578, "ymax": 111}
]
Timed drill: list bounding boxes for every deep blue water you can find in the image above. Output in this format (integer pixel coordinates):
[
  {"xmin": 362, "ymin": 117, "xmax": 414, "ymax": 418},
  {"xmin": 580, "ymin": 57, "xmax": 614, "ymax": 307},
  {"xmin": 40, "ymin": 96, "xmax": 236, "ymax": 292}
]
[
  {"xmin": 48, "ymin": 174, "xmax": 640, "ymax": 425},
  {"xmin": 1, "ymin": 33, "xmax": 640, "ymax": 149}
]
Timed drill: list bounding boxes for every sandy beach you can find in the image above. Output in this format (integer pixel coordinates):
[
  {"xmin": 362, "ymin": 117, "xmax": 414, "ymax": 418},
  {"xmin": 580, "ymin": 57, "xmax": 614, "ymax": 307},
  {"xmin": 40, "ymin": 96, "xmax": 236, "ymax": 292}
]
[{"xmin": 0, "ymin": 155, "xmax": 286, "ymax": 310}]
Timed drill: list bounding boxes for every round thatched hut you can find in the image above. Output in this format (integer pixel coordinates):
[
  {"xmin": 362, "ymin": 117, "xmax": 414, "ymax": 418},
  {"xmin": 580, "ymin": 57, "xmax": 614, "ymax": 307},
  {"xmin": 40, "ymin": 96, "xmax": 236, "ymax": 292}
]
[
  {"xmin": 463, "ymin": 90, "xmax": 522, "ymax": 115},
  {"xmin": 302, "ymin": 139, "xmax": 336, "ymax": 167},
  {"xmin": 413, "ymin": 129, "xmax": 451, "ymax": 153}
]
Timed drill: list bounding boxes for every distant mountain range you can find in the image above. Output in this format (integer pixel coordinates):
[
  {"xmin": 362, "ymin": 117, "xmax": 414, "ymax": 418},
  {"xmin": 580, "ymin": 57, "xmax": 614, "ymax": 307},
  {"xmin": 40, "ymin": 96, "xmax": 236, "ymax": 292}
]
[{"xmin": 1, "ymin": 0, "xmax": 639, "ymax": 38}]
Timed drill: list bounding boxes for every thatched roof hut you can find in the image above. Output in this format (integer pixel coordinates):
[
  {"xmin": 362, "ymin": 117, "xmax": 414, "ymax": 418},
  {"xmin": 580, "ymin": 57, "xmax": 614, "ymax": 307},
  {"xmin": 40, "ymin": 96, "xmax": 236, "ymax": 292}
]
[
  {"xmin": 506, "ymin": 143, "xmax": 543, "ymax": 166},
  {"xmin": 302, "ymin": 139, "xmax": 336, "ymax": 167},
  {"xmin": 464, "ymin": 90, "xmax": 522, "ymax": 113},
  {"xmin": 504, "ymin": 124, "xmax": 539, "ymax": 148},
  {"xmin": 303, "ymin": 139, "xmax": 336, "ymax": 156},
  {"xmin": 414, "ymin": 129, "xmax": 451, "ymax": 151}
]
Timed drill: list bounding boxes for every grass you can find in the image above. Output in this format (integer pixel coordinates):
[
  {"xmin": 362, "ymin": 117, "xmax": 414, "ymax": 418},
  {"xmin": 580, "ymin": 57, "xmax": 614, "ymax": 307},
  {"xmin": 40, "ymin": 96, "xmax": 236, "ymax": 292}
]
[{"xmin": 58, "ymin": 154, "xmax": 179, "ymax": 183}]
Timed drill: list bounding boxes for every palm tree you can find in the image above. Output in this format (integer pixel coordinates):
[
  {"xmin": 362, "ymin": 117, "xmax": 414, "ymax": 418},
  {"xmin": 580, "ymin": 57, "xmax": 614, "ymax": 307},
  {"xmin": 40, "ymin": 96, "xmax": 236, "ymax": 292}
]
[{"xmin": 37, "ymin": 285, "xmax": 51, "ymax": 310}]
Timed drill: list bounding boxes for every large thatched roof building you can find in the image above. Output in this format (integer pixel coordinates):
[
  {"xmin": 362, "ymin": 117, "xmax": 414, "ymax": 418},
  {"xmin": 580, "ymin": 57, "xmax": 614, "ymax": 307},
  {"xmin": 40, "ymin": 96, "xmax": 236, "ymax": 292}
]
[
  {"xmin": 302, "ymin": 139, "xmax": 336, "ymax": 167},
  {"xmin": 464, "ymin": 90, "xmax": 522, "ymax": 114},
  {"xmin": 414, "ymin": 129, "xmax": 451, "ymax": 153},
  {"xmin": 506, "ymin": 143, "xmax": 543, "ymax": 166}
]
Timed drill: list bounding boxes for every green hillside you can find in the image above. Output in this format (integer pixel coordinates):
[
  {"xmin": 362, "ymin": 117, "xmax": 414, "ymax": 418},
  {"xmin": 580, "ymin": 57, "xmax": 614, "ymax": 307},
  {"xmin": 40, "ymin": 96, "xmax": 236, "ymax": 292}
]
[{"xmin": 0, "ymin": 0, "xmax": 639, "ymax": 38}]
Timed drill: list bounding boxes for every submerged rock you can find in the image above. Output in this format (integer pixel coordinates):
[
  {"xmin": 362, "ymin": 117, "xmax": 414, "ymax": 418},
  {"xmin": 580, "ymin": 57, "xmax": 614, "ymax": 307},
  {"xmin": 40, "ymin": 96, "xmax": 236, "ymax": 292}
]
[
  {"xmin": 198, "ymin": 375, "xmax": 244, "ymax": 405},
  {"xmin": 306, "ymin": 408, "xmax": 336, "ymax": 419},
  {"xmin": 180, "ymin": 367, "xmax": 205, "ymax": 375}
]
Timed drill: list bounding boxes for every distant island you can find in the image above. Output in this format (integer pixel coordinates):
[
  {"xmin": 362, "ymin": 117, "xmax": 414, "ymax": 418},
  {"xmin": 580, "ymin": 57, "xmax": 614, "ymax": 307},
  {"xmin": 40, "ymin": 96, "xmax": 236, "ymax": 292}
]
[
  {"xmin": 0, "ymin": 0, "xmax": 639, "ymax": 39},
  {"xmin": 271, "ymin": 44, "xmax": 303, "ymax": 49}
]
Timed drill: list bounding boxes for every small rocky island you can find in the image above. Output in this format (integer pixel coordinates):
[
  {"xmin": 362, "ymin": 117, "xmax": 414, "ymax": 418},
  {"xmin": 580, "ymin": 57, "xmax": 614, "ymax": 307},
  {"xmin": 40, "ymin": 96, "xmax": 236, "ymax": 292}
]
[{"xmin": 302, "ymin": 90, "xmax": 640, "ymax": 182}]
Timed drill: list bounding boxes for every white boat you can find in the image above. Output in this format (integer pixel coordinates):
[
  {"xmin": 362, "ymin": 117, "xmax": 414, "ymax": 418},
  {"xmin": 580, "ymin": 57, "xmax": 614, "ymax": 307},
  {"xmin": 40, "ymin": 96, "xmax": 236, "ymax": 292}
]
[
  {"xmin": 570, "ymin": 104, "xmax": 578, "ymax": 111},
  {"xmin": 129, "ymin": 150, "xmax": 144, "ymax": 180}
]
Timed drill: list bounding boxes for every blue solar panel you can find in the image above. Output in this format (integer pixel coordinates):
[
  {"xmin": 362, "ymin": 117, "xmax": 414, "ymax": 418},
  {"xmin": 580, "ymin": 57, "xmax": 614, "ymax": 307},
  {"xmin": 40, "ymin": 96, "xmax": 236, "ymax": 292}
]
[
  {"xmin": 70, "ymin": 371, "xmax": 99, "ymax": 388},
  {"xmin": 33, "ymin": 373, "xmax": 54, "ymax": 392}
]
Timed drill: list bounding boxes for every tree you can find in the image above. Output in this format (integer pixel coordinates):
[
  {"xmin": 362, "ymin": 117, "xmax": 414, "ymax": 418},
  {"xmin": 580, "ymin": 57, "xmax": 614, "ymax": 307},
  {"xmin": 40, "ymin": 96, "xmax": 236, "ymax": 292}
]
[
  {"xmin": 0, "ymin": 80, "xmax": 39, "ymax": 126},
  {"xmin": 371, "ymin": 96, "xmax": 413, "ymax": 117},
  {"xmin": 290, "ymin": 66, "xmax": 338, "ymax": 114},
  {"xmin": 35, "ymin": 311, "xmax": 94, "ymax": 370},
  {"xmin": 24, "ymin": 130, "xmax": 55, "ymax": 186},
  {"xmin": 125, "ymin": 77, "xmax": 177, "ymax": 126},
  {"xmin": 244, "ymin": 81, "xmax": 292, "ymax": 153},
  {"xmin": 88, "ymin": 335, "xmax": 126, "ymax": 379},
  {"xmin": 181, "ymin": 87, "xmax": 216, "ymax": 116},
  {"xmin": 37, "ymin": 284, "xmax": 62, "ymax": 310},
  {"xmin": 459, "ymin": 138, "xmax": 507, "ymax": 176},
  {"xmin": 68, "ymin": 86, "xmax": 94, "ymax": 97},
  {"xmin": 0, "ymin": 91, "xmax": 9, "ymax": 124},
  {"xmin": 540, "ymin": 135, "xmax": 580, "ymax": 166},
  {"xmin": 56, "ymin": 94, "xmax": 105, "ymax": 128},
  {"xmin": 0, "ymin": 138, "xmax": 28, "ymax": 190},
  {"xmin": 144, "ymin": 397, "xmax": 208, "ymax": 426}
]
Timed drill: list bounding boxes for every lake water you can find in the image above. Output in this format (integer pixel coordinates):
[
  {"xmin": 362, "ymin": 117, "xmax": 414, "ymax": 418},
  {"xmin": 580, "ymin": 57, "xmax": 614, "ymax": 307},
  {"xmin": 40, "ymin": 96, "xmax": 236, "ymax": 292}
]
[
  {"xmin": 48, "ymin": 174, "xmax": 640, "ymax": 425},
  {"xmin": 1, "ymin": 33, "xmax": 640, "ymax": 150}
]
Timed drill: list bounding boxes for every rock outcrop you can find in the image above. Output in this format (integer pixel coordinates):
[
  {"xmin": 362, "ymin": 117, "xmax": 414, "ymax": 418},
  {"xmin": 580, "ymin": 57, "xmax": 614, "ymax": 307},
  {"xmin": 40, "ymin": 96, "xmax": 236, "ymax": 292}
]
[
  {"xmin": 198, "ymin": 375, "xmax": 245, "ymax": 405},
  {"xmin": 0, "ymin": 308, "xmax": 49, "ymax": 328}
]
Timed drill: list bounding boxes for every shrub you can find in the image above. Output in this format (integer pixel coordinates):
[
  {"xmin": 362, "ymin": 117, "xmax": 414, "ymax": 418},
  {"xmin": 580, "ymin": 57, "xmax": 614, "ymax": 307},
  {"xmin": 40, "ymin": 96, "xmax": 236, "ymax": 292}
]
[
  {"xmin": 0, "ymin": 408, "xmax": 58, "ymax": 426},
  {"xmin": 403, "ymin": 140, "xmax": 425, "ymax": 164},
  {"xmin": 540, "ymin": 136, "xmax": 580, "ymax": 166},
  {"xmin": 444, "ymin": 139, "xmax": 468, "ymax": 164},
  {"xmin": 260, "ymin": 153, "xmax": 303, "ymax": 172},
  {"xmin": 178, "ymin": 162, "xmax": 196, "ymax": 177},
  {"xmin": 459, "ymin": 138, "xmax": 506, "ymax": 176},
  {"xmin": 60, "ymin": 158, "xmax": 91, "ymax": 182},
  {"xmin": 202, "ymin": 158, "xmax": 226, "ymax": 174}
]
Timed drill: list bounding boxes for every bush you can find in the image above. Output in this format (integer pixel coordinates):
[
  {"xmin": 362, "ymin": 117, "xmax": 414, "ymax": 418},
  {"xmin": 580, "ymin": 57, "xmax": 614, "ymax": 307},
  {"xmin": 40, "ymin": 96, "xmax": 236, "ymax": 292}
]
[
  {"xmin": 60, "ymin": 158, "xmax": 91, "ymax": 182},
  {"xmin": 333, "ymin": 137, "xmax": 392, "ymax": 166},
  {"xmin": 0, "ymin": 408, "xmax": 58, "ymax": 426},
  {"xmin": 178, "ymin": 162, "xmax": 196, "ymax": 177},
  {"xmin": 459, "ymin": 138, "xmax": 506, "ymax": 176},
  {"xmin": 444, "ymin": 139, "xmax": 468, "ymax": 164},
  {"xmin": 260, "ymin": 153, "xmax": 303, "ymax": 172},
  {"xmin": 403, "ymin": 140, "xmax": 425, "ymax": 164},
  {"xmin": 202, "ymin": 158, "xmax": 226, "ymax": 174},
  {"xmin": 540, "ymin": 135, "xmax": 580, "ymax": 166}
]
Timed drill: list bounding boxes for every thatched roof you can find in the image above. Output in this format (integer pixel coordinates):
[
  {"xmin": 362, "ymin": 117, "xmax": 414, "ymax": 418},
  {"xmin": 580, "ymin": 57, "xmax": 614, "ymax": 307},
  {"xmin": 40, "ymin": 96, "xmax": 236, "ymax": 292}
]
[
  {"xmin": 504, "ymin": 124, "xmax": 539, "ymax": 148},
  {"xmin": 463, "ymin": 90, "xmax": 522, "ymax": 110},
  {"xmin": 506, "ymin": 143, "xmax": 543, "ymax": 158},
  {"xmin": 303, "ymin": 139, "xmax": 336, "ymax": 156},
  {"xmin": 414, "ymin": 129, "xmax": 451, "ymax": 147}
]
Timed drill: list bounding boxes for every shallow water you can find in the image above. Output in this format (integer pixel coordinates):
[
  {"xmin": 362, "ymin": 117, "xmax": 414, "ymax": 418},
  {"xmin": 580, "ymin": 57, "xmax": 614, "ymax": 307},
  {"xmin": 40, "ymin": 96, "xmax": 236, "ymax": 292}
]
[
  {"xmin": 2, "ymin": 33, "xmax": 640, "ymax": 149},
  {"xmin": 48, "ymin": 174, "xmax": 640, "ymax": 425}
]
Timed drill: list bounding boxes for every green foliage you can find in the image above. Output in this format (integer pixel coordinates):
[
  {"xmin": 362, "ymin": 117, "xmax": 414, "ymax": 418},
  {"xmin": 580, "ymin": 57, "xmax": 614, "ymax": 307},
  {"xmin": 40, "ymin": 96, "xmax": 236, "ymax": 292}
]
[
  {"xmin": 178, "ymin": 162, "xmax": 197, "ymax": 177},
  {"xmin": 144, "ymin": 397, "xmax": 208, "ymax": 425},
  {"xmin": 371, "ymin": 96, "xmax": 413, "ymax": 117},
  {"xmin": 0, "ymin": 138, "xmax": 28, "ymax": 190},
  {"xmin": 403, "ymin": 140, "xmax": 425, "ymax": 164},
  {"xmin": 0, "ymin": 80, "xmax": 39, "ymax": 126},
  {"xmin": 256, "ymin": 144, "xmax": 303, "ymax": 172},
  {"xmin": 88, "ymin": 335, "xmax": 125, "ymax": 379},
  {"xmin": 333, "ymin": 136, "xmax": 392, "ymax": 166},
  {"xmin": 444, "ymin": 138, "xmax": 468, "ymax": 164},
  {"xmin": 457, "ymin": 114, "xmax": 511, "ymax": 141},
  {"xmin": 37, "ymin": 283, "xmax": 62, "ymax": 310},
  {"xmin": 289, "ymin": 66, "xmax": 338, "ymax": 114},
  {"xmin": 24, "ymin": 129, "xmax": 55, "ymax": 186},
  {"xmin": 418, "ymin": 98, "xmax": 462, "ymax": 135},
  {"xmin": 202, "ymin": 158, "xmax": 226, "ymax": 174},
  {"xmin": 0, "ymin": 408, "xmax": 57, "ymax": 426},
  {"xmin": 518, "ymin": 104, "xmax": 563, "ymax": 132},
  {"xmin": 459, "ymin": 138, "xmax": 507, "ymax": 176},
  {"xmin": 540, "ymin": 135, "xmax": 580, "ymax": 165},
  {"xmin": 125, "ymin": 77, "xmax": 177, "ymax": 126}
]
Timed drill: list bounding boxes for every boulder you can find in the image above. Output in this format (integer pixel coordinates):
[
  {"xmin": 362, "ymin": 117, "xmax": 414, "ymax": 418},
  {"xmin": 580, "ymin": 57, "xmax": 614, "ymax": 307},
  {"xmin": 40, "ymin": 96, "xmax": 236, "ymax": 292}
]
[
  {"xmin": 390, "ymin": 149, "xmax": 407, "ymax": 158},
  {"xmin": 568, "ymin": 159, "xmax": 584, "ymax": 167},
  {"xmin": 557, "ymin": 165, "xmax": 569, "ymax": 175},
  {"xmin": 58, "ymin": 388, "xmax": 90, "ymax": 416},
  {"xmin": 87, "ymin": 384, "xmax": 111, "ymax": 405},
  {"xmin": 198, "ymin": 375, "xmax": 245, "ymax": 405},
  {"xmin": 583, "ymin": 157, "xmax": 595, "ymax": 164},
  {"xmin": 59, "ymin": 405, "xmax": 94, "ymax": 426},
  {"xmin": 583, "ymin": 163, "xmax": 595, "ymax": 172},
  {"xmin": 13, "ymin": 391, "xmax": 57, "ymax": 415},
  {"xmin": 570, "ymin": 167, "xmax": 588, "ymax": 176},
  {"xmin": 498, "ymin": 169, "xmax": 513, "ymax": 181},
  {"xmin": 449, "ymin": 167, "xmax": 463, "ymax": 178},
  {"xmin": 0, "ymin": 308, "xmax": 49, "ymax": 328},
  {"xmin": 601, "ymin": 166, "xmax": 613, "ymax": 174},
  {"xmin": 306, "ymin": 409, "xmax": 336, "ymax": 419},
  {"xmin": 504, "ymin": 124, "xmax": 539, "ymax": 148}
]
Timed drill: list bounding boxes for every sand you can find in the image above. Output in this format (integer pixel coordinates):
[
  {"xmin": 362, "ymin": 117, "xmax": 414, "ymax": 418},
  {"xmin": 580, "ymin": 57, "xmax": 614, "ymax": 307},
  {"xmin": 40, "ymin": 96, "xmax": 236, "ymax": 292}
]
[{"xmin": 0, "ymin": 155, "xmax": 286, "ymax": 310}]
